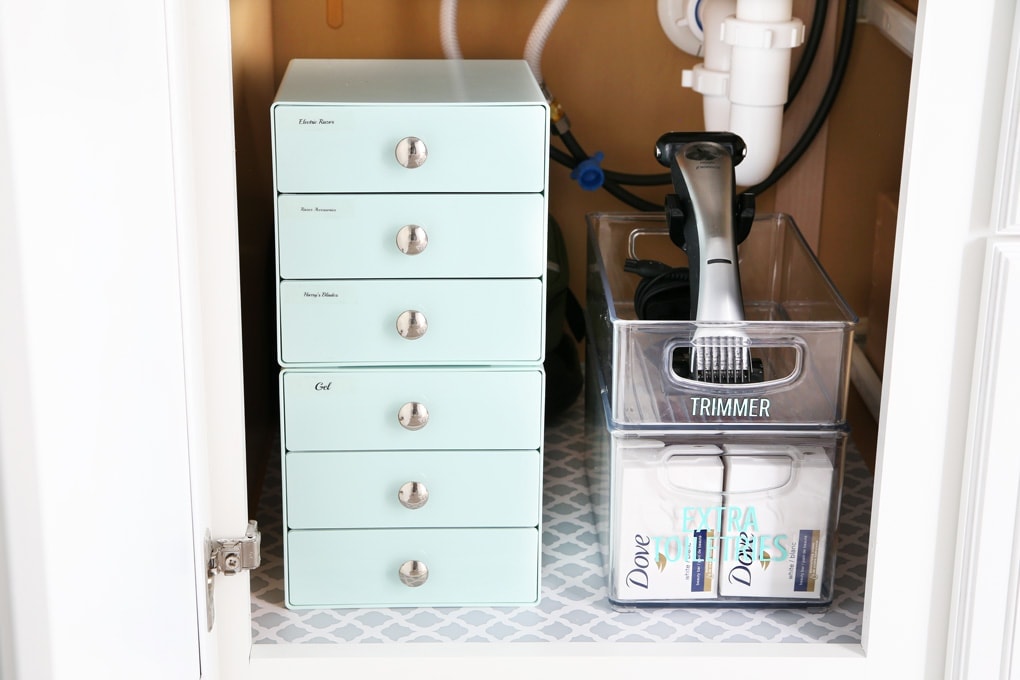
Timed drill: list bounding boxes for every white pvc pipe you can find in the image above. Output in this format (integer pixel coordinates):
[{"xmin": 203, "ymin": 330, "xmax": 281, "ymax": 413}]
[
  {"xmin": 735, "ymin": 0, "xmax": 790, "ymax": 22},
  {"xmin": 699, "ymin": 0, "xmax": 737, "ymax": 131},
  {"xmin": 727, "ymin": 0, "xmax": 800, "ymax": 186},
  {"xmin": 682, "ymin": 0, "xmax": 802, "ymax": 186},
  {"xmin": 728, "ymin": 103, "xmax": 784, "ymax": 184},
  {"xmin": 523, "ymin": 0, "xmax": 570, "ymax": 85}
]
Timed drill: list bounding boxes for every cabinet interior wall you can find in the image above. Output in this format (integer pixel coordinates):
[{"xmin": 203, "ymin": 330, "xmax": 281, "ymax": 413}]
[{"xmin": 229, "ymin": 0, "xmax": 913, "ymax": 504}]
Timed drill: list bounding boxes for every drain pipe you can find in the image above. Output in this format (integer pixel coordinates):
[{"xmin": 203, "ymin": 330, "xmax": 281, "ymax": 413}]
[
  {"xmin": 682, "ymin": 0, "xmax": 737, "ymax": 131},
  {"xmin": 679, "ymin": 0, "xmax": 804, "ymax": 186}
]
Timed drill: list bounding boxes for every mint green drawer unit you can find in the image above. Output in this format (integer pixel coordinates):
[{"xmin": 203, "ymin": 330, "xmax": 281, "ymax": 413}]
[
  {"xmin": 278, "ymin": 279, "xmax": 544, "ymax": 366},
  {"xmin": 276, "ymin": 193, "xmax": 546, "ymax": 280},
  {"xmin": 273, "ymin": 104, "xmax": 547, "ymax": 194},
  {"xmin": 285, "ymin": 449, "xmax": 541, "ymax": 529},
  {"xmin": 274, "ymin": 60, "xmax": 549, "ymax": 610},
  {"xmin": 281, "ymin": 368, "xmax": 544, "ymax": 452},
  {"xmin": 286, "ymin": 527, "xmax": 540, "ymax": 608}
]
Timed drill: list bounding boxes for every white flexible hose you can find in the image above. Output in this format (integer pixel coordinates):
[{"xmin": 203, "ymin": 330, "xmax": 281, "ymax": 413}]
[
  {"xmin": 523, "ymin": 0, "xmax": 569, "ymax": 84},
  {"xmin": 440, "ymin": 0, "xmax": 462, "ymax": 59}
]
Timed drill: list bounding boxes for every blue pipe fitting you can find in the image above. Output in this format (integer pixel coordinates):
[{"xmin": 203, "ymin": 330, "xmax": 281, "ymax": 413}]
[{"xmin": 570, "ymin": 151, "xmax": 605, "ymax": 191}]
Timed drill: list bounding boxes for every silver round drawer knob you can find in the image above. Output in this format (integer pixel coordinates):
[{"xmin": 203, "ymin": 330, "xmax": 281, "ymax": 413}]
[
  {"xmin": 395, "ymin": 136, "xmax": 428, "ymax": 169},
  {"xmin": 398, "ymin": 560, "xmax": 429, "ymax": 587},
  {"xmin": 397, "ymin": 401, "xmax": 429, "ymax": 430},
  {"xmin": 397, "ymin": 481, "xmax": 429, "ymax": 509},
  {"xmin": 396, "ymin": 224, "xmax": 428, "ymax": 255},
  {"xmin": 395, "ymin": 310, "xmax": 428, "ymax": 339}
]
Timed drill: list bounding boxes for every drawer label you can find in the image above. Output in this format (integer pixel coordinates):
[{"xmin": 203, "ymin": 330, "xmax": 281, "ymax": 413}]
[
  {"xmin": 297, "ymin": 117, "xmax": 335, "ymax": 125},
  {"xmin": 298, "ymin": 206, "xmax": 337, "ymax": 213},
  {"xmin": 302, "ymin": 290, "xmax": 339, "ymax": 300},
  {"xmin": 292, "ymin": 287, "xmax": 352, "ymax": 304}
]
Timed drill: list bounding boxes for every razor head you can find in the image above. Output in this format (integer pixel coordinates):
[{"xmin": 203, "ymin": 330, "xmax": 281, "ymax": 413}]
[
  {"xmin": 655, "ymin": 132, "xmax": 747, "ymax": 169},
  {"xmin": 690, "ymin": 334, "xmax": 753, "ymax": 384},
  {"xmin": 656, "ymin": 132, "xmax": 756, "ymax": 252}
]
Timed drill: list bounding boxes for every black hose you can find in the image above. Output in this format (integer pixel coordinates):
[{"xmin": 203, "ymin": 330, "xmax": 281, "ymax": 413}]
[
  {"xmin": 600, "ymin": 177, "xmax": 662, "ymax": 212},
  {"xmin": 786, "ymin": 0, "xmax": 828, "ymax": 109},
  {"xmin": 553, "ymin": 132, "xmax": 662, "ymax": 211},
  {"xmin": 746, "ymin": 0, "xmax": 857, "ymax": 196}
]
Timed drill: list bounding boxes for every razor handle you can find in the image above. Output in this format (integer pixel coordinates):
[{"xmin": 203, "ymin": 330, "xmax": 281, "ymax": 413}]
[{"xmin": 659, "ymin": 136, "xmax": 746, "ymax": 322}]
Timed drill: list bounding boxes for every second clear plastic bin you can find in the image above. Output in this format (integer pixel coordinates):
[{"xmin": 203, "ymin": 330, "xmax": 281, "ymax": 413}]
[
  {"xmin": 587, "ymin": 213, "xmax": 858, "ymax": 430},
  {"xmin": 584, "ymin": 347, "xmax": 847, "ymax": 607}
]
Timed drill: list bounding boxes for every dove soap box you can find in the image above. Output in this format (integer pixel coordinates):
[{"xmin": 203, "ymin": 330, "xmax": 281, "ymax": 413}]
[
  {"xmin": 613, "ymin": 443, "xmax": 724, "ymax": 602},
  {"xmin": 718, "ymin": 445, "xmax": 834, "ymax": 599}
]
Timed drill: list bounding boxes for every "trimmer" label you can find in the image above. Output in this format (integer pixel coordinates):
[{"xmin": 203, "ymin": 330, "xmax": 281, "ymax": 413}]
[{"xmin": 689, "ymin": 397, "xmax": 771, "ymax": 418}]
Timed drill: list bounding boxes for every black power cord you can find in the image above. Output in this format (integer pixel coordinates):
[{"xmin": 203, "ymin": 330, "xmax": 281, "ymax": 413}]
[{"xmin": 624, "ymin": 258, "xmax": 691, "ymax": 320}]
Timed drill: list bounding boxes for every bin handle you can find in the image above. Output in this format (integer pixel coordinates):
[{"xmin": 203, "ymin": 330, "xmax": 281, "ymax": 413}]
[
  {"xmin": 657, "ymin": 451, "xmax": 799, "ymax": 496},
  {"xmin": 628, "ymin": 226, "xmax": 671, "ymax": 260},
  {"xmin": 719, "ymin": 455, "xmax": 798, "ymax": 496},
  {"xmin": 654, "ymin": 449, "xmax": 727, "ymax": 498},
  {"xmin": 663, "ymin": 336, "xmax": 805, "ymax": 393}
]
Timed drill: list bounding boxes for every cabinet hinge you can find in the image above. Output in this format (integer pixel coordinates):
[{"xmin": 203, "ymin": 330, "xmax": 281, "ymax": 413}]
[{"xmin": 205, "ymin": 520, "xmax": 261, "ymax": 631}]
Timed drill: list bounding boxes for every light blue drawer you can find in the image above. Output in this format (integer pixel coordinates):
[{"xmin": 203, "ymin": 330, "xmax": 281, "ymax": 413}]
[
  {"xmin": 281, "ymin": 368, "xmax": 544, "ymax": 452},
  {"xmin": 286, "ymin": 527, "xmax": 540, "ymax": 608},
  {"xmin": 277, "ymin": 193, "xmax": 546, "ymax": 280},
  {"xmin": 279, "ymin": 279, "xmax": 544, "ymax": 365},
  {"xmin": 285, "ymin": 449, "xmax": 541, "ymax": 529},
  {"xmin": 273, "ymin": 105, "xmax": 547, "ymax": 194}
]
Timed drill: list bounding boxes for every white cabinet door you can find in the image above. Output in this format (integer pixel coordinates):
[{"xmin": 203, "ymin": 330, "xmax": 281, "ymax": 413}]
[
  {"xmin": 944, "ymin": 4, "xmax": 1020, "ymax": 677},
  {"xmin": 0, "ymin": 1, "xmax": 214, "ymax": 678}
]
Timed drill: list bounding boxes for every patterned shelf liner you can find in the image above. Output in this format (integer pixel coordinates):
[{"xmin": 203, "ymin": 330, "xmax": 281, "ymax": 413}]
[{"xmin": 250, "ymin": 399, "xmax": 871, "ymax": 644}]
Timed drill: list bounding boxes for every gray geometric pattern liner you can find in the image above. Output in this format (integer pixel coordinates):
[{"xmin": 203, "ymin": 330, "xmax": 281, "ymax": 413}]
[{"xmin": 251, "ymin": 398, "xmax": 871, "ymax": 644}]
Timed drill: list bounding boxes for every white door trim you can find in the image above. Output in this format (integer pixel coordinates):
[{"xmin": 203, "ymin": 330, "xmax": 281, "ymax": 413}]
[
  {"xmin": 0, "ymin": 1, "xmax": 207, "ymax": 677},
  {"xmin": 945, "ymin": 4, "xmax": 1020, "ymax": 677},
  {"xmin": 945, "ymin": 242, "xmax": 1020, "ymax": 679}
]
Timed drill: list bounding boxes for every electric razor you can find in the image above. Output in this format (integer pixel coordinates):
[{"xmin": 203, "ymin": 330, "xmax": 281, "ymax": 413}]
[{"xmin": 655, "ymin": 132, "xmax": 756, "ymax": 384}]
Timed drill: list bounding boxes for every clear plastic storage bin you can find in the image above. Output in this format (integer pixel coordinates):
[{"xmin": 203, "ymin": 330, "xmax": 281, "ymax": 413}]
[
  {"xmin": 587, "ymin": 213, "xmax": 858, "ymax": 430},
  {"xmin": 585, "ymin": 351, "xmax": 847, "ymax": 607},
  {"xmin": 584, "ymin": 212, "xmax": 855, "ymax": 607}
]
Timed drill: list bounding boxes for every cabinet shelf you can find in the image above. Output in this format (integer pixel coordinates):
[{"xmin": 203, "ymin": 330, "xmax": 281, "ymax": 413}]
[{"xmin": 250, "ymin": 399, "xmax": 871, "ymax": 645}]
